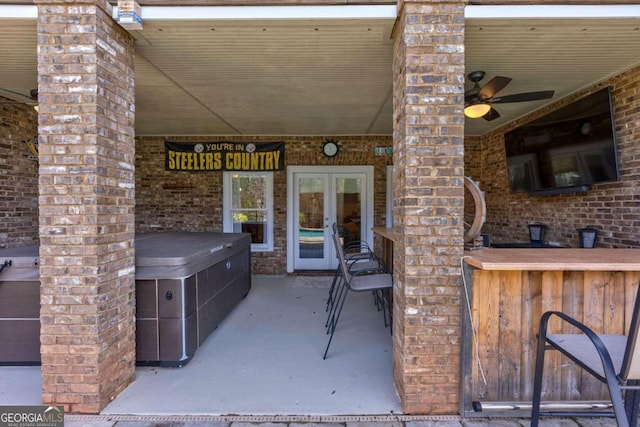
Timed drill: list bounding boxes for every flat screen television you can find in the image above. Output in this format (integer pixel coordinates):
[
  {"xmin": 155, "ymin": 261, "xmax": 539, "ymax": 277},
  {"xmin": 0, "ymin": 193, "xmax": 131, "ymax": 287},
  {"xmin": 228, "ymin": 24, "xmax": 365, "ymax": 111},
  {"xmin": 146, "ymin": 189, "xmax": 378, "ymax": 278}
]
[{"xmin": 504, "ymin": 87, "xmax": 619, "ymax": 195}]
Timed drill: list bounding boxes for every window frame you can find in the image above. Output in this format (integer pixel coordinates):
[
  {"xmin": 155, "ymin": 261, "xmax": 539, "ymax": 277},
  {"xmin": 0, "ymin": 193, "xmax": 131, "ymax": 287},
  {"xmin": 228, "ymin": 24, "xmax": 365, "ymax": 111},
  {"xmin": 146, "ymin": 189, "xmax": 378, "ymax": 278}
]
[{"xmin": 223, "ymin": 171, "xmax": 274, "ymax": 252}]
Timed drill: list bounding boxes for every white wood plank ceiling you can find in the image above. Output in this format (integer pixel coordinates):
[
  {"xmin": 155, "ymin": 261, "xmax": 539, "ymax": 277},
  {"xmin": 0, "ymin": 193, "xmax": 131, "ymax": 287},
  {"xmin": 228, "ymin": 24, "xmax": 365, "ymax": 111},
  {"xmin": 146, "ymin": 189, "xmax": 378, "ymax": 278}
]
[{"xmin": 0, "ymin": 5, "xmax": 639, "ymax": 137}]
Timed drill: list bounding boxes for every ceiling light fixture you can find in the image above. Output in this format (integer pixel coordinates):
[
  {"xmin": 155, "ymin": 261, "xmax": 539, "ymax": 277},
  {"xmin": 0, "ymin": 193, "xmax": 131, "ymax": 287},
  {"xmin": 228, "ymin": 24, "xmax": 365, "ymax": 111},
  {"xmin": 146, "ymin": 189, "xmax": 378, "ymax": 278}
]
[{"xmin": 464, "ymin": 103, "xmax": 491, "ymax": 119}]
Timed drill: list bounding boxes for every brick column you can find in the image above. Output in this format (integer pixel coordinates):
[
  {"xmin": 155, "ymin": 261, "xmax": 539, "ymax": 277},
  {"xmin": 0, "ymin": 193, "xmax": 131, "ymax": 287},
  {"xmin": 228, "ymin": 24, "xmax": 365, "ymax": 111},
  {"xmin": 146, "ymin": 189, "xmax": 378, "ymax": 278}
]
[
  {"xmin": 36, "ymin": 0, "xmax": 136, "ymax": 413},
  {"xmin": 392, "ymin": 0, "xmax": 466, "ymax": 414}
]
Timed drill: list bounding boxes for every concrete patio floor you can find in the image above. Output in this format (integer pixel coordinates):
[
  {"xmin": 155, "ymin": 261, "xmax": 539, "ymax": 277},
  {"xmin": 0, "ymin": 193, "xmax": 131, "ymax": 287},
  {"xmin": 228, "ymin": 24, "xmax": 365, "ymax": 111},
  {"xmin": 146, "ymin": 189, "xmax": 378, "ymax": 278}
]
[
  {"xmin": 1, "ymin": 275, "xmax": 399, "ymax": 415},
  {"xmin": 1, "ymin": 275, "xmax": 620, "ymax": 426}
]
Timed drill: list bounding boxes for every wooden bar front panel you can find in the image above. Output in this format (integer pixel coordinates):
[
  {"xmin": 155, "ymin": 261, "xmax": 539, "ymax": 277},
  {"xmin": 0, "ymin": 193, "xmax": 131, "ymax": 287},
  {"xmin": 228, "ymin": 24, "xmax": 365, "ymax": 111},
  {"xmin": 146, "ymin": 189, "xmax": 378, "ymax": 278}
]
[{"xmin": 468, "ymin": 269, "xmax": 640, "ymax": 404}]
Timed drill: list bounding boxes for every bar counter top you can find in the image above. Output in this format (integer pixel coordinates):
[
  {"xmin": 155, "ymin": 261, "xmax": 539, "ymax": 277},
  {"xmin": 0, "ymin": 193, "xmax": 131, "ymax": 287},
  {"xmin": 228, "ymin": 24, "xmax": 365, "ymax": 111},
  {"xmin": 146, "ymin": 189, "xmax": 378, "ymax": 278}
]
[
  {"xmin": 463, "ymin": 247, "xmax": 640, "ymax": 271},
  {"xmin": 372, "ymin": 226, "xmax": 395, "ymax": 241}
]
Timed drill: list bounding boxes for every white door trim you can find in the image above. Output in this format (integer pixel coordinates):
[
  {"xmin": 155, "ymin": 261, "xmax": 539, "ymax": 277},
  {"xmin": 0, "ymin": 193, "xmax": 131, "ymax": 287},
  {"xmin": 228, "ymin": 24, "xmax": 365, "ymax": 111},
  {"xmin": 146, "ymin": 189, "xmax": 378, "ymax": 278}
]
[{"xmin": 286, "ymin": 165, "xmax": 374, "ymax": 273}]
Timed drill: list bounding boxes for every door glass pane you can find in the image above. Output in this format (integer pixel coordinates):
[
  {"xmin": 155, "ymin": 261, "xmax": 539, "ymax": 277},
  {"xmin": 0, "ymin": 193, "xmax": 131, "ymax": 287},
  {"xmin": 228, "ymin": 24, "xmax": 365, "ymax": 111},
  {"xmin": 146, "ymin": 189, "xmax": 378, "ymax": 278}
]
[
  {"xmin": 335, "ymin": 177, "xmax": 362, "ymax": 249},
  {"xmin": 231, "ymin": 175, "xmax": 267, "ymax": 244},
  {"xmin": 298, "ymin": 178, "xmax": 325, "ymax": 259}
]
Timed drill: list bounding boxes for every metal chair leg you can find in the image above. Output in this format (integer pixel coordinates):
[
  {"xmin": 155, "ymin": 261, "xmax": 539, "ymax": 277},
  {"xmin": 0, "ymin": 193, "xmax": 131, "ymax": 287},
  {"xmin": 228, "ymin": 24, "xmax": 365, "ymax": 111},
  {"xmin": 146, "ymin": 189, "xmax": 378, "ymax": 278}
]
[
  {"xmin": 380, "ymin": 289, "xmax": 392, "ymax": 331},
  {"xmin": 607, "ymin": 376, "xmax": 630, "ymax": 427},
  {"xmin": 325, "ymin": 275, "xmax": 347, "ymax": 332},
  {"xmin": 625, "ymin": 383, "xmax": 640, "ymax": 427},
  {"xmin": 326, "ymin": 265, "xmax": 341, "ymax": 312},
  {"xmin": 323, "ymin": 283, "xmax": 350, "ymax": 360},
  {"xmin": 531, "ymin": 322, "xmax": 548, "ymax": 427}
]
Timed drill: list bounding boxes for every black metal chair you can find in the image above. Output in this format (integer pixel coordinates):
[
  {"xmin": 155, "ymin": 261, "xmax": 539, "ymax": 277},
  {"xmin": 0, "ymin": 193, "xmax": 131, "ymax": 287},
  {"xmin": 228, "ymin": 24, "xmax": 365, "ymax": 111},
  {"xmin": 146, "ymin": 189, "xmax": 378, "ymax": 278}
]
[
  {"xmin": 531, "ymin": 286, "xmax": 640, "ymax": 427},
  {"xmin": 323, "ymin": 228, "xmax": 392, "ymax": 360},
  {"xmin": 325, "ymin": 223, "xmax": 378, "ymax": 314}
]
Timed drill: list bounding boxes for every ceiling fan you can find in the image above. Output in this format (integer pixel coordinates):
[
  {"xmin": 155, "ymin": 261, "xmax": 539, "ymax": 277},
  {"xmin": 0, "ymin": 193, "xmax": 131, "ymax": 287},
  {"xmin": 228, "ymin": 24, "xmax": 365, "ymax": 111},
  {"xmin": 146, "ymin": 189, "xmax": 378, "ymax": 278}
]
[
  {"xmin": 464, "ymin": 71, "xmax": 554, "ymax": 121},
  {"xmin": 0, "ymin": 87, "xmax": 39, "ymax": 110}
]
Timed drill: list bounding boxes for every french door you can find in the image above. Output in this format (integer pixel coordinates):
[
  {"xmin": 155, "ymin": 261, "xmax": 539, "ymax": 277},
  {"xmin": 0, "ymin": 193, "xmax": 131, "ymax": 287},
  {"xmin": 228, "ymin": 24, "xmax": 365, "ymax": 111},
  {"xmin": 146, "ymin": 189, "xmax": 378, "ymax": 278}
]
[{"xmin": 287, "ymin": 166, "xmax": 373, "ymax": 272}]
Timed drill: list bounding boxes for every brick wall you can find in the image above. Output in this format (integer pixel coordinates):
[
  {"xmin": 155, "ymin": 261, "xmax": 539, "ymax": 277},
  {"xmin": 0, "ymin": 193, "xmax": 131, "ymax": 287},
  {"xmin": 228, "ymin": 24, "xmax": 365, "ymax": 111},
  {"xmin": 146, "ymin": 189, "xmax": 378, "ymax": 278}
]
[
  {"xmin": 392, "ymin": 0, "xmax": 465, "ymax": 415},
  {"xmin": 467, "ymin": 65, "xmax": 640, "ymax": 248},
  {"xmin": 36, "ymin": 0, "xmax": 136, "ymax": 413},
  {"xmin": 135, "ymin": 135, "xmax": 392, "ymax": 273},
  {"xmin": 0, "ymin": 101, "xmax": 39, "ymax": 248}
]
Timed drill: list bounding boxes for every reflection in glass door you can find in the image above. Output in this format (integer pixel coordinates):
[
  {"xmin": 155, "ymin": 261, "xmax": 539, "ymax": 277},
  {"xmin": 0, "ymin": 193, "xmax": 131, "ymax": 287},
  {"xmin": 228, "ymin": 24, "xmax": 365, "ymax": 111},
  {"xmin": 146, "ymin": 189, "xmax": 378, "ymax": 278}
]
[
  {"xmin": 288, "ymin": 166, "xmax": 373, "ymax": 271},
  {"xmin": 296, "ymin": 175, "xmax": 327, "ymax": 265},
  {"xmin": 334, "ymin": 175, "xmax": 363, "ymax": 252}
]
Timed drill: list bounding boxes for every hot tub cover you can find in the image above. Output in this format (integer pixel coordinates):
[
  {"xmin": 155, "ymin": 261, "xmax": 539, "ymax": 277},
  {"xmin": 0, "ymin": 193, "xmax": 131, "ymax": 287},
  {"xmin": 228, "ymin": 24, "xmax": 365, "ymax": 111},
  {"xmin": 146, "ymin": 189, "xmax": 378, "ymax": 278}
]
[
  {"xmin": 135, "ymin": 232, "xmax": 251, "ymax": 280},
  {"xmin": 0, "ymin": 233, "xmax": 251, "ymax": 281}
]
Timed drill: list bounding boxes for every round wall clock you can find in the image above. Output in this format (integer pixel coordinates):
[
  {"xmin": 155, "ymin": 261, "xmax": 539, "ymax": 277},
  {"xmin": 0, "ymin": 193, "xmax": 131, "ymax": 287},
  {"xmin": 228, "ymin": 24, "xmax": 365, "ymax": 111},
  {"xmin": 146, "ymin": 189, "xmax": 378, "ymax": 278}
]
[{"xmin": 323, "ymin": 140, "xmax": 339, "ymax": 158}]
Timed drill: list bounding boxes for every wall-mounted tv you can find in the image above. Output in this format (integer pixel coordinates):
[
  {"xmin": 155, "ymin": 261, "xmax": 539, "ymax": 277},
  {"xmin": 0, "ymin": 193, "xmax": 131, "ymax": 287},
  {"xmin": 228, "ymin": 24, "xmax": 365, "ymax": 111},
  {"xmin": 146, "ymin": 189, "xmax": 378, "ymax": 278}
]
[{"xmin": 504, "ymin": 87, "xmax": 619, "ymax": 196}]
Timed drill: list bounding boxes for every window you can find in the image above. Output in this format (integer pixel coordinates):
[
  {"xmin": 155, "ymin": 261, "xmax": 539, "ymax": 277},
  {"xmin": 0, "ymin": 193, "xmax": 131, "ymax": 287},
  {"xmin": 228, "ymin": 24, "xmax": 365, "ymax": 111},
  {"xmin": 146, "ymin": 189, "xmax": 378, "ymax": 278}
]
[{"xmin": 223, "ymin": 171, "xmax": 273, "ymax": 251}]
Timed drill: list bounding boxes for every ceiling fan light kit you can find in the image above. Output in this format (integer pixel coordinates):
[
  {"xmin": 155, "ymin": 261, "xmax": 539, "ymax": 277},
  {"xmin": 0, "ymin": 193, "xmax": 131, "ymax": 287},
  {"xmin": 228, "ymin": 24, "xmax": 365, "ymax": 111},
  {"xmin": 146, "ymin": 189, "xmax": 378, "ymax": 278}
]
[
  {"xmin": 464, "ymin": 102, "xmax": 491, "ymax": 118},
  {"xmin": 464, "ymin": 70, "xmax": 554, "ymax": 121}
]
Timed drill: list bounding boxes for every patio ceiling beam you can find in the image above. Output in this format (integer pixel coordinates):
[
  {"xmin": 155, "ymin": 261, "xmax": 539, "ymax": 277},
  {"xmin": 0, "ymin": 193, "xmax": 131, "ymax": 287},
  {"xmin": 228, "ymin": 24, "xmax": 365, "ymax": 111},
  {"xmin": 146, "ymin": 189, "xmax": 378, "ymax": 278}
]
[
  {"xmin": 6, "ymin": 4, "xmax": 639, "ymax": 22},
  {"xmin": 0, "ymin": 4, "xmax": 398, "ymax": 21},
  {"xmin": 465, "ymin": 4, "xmax": 640, "ymax": 19},
  {"xmin": 0, "ymin": 5, "xmax": 37, "ymax": 19},
  {"xmin": 115, "ymin": 5, "xmax": 398, "ymax": 21}
]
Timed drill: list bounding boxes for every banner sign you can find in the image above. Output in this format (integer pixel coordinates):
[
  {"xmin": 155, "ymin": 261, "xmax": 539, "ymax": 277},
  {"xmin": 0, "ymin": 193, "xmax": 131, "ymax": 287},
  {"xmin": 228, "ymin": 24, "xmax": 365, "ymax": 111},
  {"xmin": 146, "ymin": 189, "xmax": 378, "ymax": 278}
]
[{"xmin": 165, "ymin": 141, "xmax": 285, "ymax": 172}]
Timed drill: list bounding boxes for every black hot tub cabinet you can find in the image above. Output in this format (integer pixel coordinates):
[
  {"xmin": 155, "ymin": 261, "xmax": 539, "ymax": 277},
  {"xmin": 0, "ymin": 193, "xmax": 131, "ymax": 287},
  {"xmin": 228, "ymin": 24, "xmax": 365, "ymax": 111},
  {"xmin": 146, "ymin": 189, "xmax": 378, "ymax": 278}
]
[
  {"xmin": 0, "ymin": 232, "xmax": 251, "ymax": 367},
  {"xmin": 0, "ymin": 245, "xmax": 40, "ymax": 364}
]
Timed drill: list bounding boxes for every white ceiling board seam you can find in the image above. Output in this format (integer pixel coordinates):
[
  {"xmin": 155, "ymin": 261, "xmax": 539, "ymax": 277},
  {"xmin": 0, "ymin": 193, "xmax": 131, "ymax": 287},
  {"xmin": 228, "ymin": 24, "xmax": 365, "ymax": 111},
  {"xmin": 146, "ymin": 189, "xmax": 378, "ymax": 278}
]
[{"xmin": 367, "ymin": 88, "xmax": 393, "ymax": 135}]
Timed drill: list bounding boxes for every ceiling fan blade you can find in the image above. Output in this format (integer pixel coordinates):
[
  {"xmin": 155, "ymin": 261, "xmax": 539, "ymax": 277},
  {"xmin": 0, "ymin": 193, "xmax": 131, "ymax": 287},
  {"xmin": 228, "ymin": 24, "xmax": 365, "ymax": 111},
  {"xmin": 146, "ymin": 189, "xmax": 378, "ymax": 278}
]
[
  {"xmin": 483, "ymin": 107, "xmax": 501, "ymax": 121},
  {"xmin": 477, "ymin": 76, "xmax": 512, "ymax": 101},
  {"xmin": 490, "ymin": 90, "xmax": 555, "ymax": 104}
]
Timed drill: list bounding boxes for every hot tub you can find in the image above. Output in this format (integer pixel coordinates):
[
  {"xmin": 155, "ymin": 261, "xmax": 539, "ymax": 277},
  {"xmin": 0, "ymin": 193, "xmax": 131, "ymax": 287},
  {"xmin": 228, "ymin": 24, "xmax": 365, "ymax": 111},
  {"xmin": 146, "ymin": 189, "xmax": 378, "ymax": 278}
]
[
  {"xmin": 0, "ymin": 245, "xmax": 40, "ymax": 364},
  {"xmin": 0, "ymin": 232, "xmax": 251, "ymax": 367},
  {"xmin": 135, "ymin": 232, "xmax": 251, "ymax": 367}
]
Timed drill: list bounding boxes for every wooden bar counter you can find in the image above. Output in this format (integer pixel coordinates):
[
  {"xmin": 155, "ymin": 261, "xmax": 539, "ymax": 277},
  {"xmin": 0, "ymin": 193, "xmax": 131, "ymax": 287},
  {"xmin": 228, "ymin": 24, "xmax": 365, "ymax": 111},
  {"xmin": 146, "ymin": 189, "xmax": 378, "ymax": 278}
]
[{"xmin": 461, "ymin": 248, "xmax": 640, "ymax": 417}]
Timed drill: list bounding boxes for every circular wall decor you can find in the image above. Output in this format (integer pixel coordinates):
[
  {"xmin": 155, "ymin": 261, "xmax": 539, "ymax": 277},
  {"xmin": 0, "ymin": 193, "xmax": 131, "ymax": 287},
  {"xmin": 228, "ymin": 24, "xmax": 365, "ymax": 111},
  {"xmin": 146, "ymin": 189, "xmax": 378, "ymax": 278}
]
[
  {"xmin": 323, "ymin": 140, "xmax": 339, "ymax": 158},
  {"xmin": 464, "ymin": 176, "xmax": 486, "ymax": 244}
]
